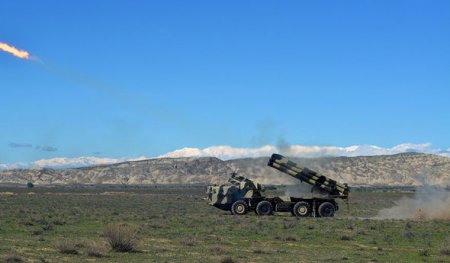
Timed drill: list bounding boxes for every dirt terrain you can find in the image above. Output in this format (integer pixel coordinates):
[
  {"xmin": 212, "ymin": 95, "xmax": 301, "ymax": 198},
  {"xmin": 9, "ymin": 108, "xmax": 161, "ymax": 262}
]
[{"xmin": 0, "ymin": 185, "xmax": 449, "ymax": 262}]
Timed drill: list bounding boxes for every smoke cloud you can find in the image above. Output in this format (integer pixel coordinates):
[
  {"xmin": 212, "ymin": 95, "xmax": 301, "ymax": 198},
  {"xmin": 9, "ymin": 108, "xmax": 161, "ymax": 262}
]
[
  {"xmin": 375, "ymin": 185, "xmax": 450, "ymax": 220},
  {"xmin": 40, "ymin": 146, "xmax": 58, "ymax": 152},
  {"xmin": 9, "ymin": 142, "xmax": 33, "ymax": 148},
  {"xmin": 276, "ymin": 138, "xmax": 292, "ymax": 155},
  {"xmin": 282, "ymin": 184, "xmax": 316, "ymax": 197},
  {"xmin": 8, "ymin": 143, "xmax": 58, "ymax": 152}
]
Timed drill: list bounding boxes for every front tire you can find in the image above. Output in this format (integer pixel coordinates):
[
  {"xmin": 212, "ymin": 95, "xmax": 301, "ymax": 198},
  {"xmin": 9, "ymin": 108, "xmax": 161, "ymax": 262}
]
[
  {"xmin": 318, "ymin": 202, "xmax": 335, "ymax": 217},
  {"xmin": 231, "ymin": 200, "xmax": 248, "ymax": 215},
  {"xmin": 256, "ymin": 201, "xmax": 273, "ymax": 216}
]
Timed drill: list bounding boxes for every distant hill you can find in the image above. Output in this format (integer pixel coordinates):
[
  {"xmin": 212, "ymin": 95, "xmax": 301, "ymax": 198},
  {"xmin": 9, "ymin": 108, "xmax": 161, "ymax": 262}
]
[
  {"xmin": 0, "ymin": 153, "xmax": 449, "ymax": 186},
  {"xmin": 227, "ymin": 153, "xmax": 450, "ymax": 186}
]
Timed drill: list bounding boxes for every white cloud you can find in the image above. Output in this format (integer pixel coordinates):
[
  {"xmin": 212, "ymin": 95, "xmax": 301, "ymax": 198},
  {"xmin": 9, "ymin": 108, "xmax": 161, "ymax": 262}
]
[
  {"xmin": 158, "ymin": 145, "xmax": 276, "ymax": 159},
  {"xmin": 0, "ymin": 143, "xmax": 448, "ymax": 170},
  {"xmin": 159, "ymin": 143, "xmax": 437, "ymax": 159}
]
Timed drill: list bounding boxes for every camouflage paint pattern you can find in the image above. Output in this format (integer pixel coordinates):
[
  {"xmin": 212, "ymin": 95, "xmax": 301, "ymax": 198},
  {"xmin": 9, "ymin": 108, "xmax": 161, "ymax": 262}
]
[
  {"xmin": 206, "ymin": 153, "xmax": 350, "ymax": 215},
  {"xmin": 206, "ymin": 173, "xmax": 263, "ymax": 209},
  {"xmin": 267, "ymin": 154, "xmax": 350, "ymax": 198}
]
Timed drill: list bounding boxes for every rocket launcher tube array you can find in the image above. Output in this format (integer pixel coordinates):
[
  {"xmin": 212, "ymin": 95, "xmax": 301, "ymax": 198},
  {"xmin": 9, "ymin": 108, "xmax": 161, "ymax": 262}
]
[
  {"xmin": 269, "ymin": 155, "xmax": 347, "ymax": 195},
  {"xmin": 270, "ymin": 161, "xmax": 344, "ymax": 191},
  {"xmin": 268, "ymin": 154, "xmax": 343, "ymax": 190},
  {"xmin": 270, "ymin": 154, "xmax": 346, "ymax": 189},
  {"xmin": 269, "ymin": 162, "xmax": 330, "ymax": 191},
  {"xmin": 268, "ymin": 154, "xmax": 349, "ymax": 197},
  {"xmin": 269, "ymin": 157, "xmax": 344, "ymax": 195}
]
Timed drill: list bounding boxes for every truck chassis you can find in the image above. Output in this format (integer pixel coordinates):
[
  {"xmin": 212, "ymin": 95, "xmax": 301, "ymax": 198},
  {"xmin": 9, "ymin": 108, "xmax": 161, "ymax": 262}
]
[{"xmin": 229, "ymin": 197, "xmax": 338, "ymax": 217}]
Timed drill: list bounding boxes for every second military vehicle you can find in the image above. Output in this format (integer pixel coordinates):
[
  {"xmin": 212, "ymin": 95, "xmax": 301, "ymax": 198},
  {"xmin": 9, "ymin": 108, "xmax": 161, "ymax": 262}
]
[{"xmin": 206, "ymin": 153, "xmax": 350, "ymax": 217}]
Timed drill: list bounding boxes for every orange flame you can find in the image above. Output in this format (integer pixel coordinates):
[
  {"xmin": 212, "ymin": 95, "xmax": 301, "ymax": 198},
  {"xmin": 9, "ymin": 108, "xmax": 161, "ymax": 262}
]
[{"xmin": 0, "ymin": 42, "xmax": 31, "ymax": 59}]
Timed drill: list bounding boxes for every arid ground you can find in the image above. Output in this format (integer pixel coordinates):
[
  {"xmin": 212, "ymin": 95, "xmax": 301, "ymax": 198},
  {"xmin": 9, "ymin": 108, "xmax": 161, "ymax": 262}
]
[{"xmin": 0, "ymin": 186, "xmax": 449, "ymax": 262}]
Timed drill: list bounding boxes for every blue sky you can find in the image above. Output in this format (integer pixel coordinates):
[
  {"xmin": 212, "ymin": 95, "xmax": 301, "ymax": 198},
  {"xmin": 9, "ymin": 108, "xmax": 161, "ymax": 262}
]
[{"xmin": 1, "ymin": 0, "xmax": 449, "ymax": 164}]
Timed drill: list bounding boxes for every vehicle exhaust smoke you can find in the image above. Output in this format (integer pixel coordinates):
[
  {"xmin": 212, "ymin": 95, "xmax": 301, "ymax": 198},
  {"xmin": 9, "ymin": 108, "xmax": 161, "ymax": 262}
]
[{"xmin": 375, "ymin": 184, "xmax": 450, "ymax": 220}]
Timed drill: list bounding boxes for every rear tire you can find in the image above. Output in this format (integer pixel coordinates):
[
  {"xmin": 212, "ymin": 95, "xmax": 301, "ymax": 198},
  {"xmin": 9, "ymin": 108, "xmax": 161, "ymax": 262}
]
[
  {"xmin": 318, "ymin": 202, "xmax": 335, "ymax": 217},
  {"xmin": 293, "ymin": 201, "xmax": 311, "ymax": 217},
  {"xmin": 256, "ymin": 201, "xmax": 273, "ymax": 216},
  {"xmin": 231, "ymin": 200, "xmax": 248, "ymax": 215}
]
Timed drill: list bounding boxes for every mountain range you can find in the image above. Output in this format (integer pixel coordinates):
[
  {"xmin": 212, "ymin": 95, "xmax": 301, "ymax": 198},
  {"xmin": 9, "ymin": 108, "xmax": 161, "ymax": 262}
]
[{"xmin": 0, "ymin": 152, "xmax": 449, "ymax": 186}]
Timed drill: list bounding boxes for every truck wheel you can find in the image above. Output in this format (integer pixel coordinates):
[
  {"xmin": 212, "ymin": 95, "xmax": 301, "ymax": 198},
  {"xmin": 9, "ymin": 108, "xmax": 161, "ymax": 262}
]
[
  {"xmin": 256, "ymin": 201, "xmax": 273, "ymax": 216},
  {"xmin": 231, "ymin": 200, "xmax": 248, "ymax": 215},
  {"xmin": 318, "ymin": 202, "xmax": 335, "ymax": 217},
  {"xmin": 293, "ymin": 201, "xmax": 310, "ymax": 217}
]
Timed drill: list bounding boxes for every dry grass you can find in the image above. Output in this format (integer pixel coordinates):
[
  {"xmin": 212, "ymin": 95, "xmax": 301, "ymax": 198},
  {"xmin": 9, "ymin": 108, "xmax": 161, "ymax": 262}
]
[
  {"xmin": 181, "ymin": 237, "xmax": 196, "ymax": 247},
  {"xmin": 1, "ymin": 186, "xmax": 449, "ymax": 262},
  {"xmin": 55, "ymin": 240, "xmax": 79, "ymax": 255},
  {"xmin": 103, "ymin": 224, "xmax": 139, "ymax": 252},
  {"xmin": 4, "ymin": 254, "xmax": 23, "ymax": 263},
  {"xmin": 439, "ymin": 241, "xmax": 450, "ymax": 256},
  {"xmin": 86, "ymin": 242, "xmax": 108, "ymax": 258},
  {"xmin": 220, "ymin": 257, "xmax": 237, "ymax": 263}
]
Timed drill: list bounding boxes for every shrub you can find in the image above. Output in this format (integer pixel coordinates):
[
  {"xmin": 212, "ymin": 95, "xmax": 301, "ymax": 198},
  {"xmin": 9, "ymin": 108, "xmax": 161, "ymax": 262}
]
[
  {"xmin": 418, "ymin": 249, "xmax": 429, "ymax": 257},
  {"xmin": 357, "ymin": 229, "xmax": 367, "ymax": 236},
  {"xmin": 283, "ymin": 221, "xmax": 297, "ymax": 230},
  {"xmin": 340, "ymin": 234, "xmax": 353, "ymax": 241},
  {"xmin": 52, "ymin": 218, "xmax": 66, "ymax": 226},
  {"xmin": 42, "ymin": 224, "xmax": 53, "ymax": 231},
  {"xmin": 103, "ymin": 224, "xmax": 138, "ymax": 252},
  {"xmin": 182, "ymin": 238, "xmax": 196, "ymax": 247},
  {"xmin": 439, "ymin": 244, "xmax": 450, "ymax": 255},
  {"xmin": 405, "ymin": 221, "xmax": 412, "ymax": 229},
  {"xmin": 220, "ymin": 257, "xmax": 236, "ymax": 263},
  {"xmin": 86, "ymin": 243, "xmax": 107, "ymax": 258},
  {"xmin": 209, "ymin": 246, "xmax": 229, "ymax": 254},
  {"xmin": 4, "ymin": 254, "xmax": 23, "ymax": 263},
  {"xmin": 252, "ymin": 248, "xmax": 270, "ymax": 254},
  {"xmin": 404, "ymin": 230, "xmax": 414, "ymax": 240},
  {"xmin": 55, "ymin": 240, "xmax": 78, "ymax": 255},
  {"xmin": 32, "ymin": 230, "xmax": 43, "ymax": 236},
  {"xmin": 285, "ymin": 236, "xmax": 297, "ymax": 242}
]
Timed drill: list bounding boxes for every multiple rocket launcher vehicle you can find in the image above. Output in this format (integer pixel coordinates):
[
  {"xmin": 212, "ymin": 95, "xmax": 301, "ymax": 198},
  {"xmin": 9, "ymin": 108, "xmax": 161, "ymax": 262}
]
[{"xmin": 206, "ymin": 153, "xmax": 350, "ymax": 217}]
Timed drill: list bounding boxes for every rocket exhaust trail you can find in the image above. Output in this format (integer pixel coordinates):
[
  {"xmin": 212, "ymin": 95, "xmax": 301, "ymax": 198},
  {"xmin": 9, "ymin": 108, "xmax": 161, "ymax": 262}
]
[
  {"xmin": 0, "ymin": 41, "xmax": 37, "ymax": 61},
  {"xmin": 0, "ymin": 41, "xmax": 186, "ymax": 128}
]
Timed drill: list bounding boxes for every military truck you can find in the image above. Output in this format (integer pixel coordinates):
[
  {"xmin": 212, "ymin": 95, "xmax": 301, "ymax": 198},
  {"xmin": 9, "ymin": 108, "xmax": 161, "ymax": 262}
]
[{"xmin": 206, "ymin": 153, "xmax": 350, "ymax": 217}]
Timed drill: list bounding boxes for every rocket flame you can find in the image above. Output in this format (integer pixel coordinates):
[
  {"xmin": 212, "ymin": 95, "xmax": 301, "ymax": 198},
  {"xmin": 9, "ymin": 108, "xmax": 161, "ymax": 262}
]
[{"xmin": 0, "ymin": 42, "xmax": 31, "ymax": 59}]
